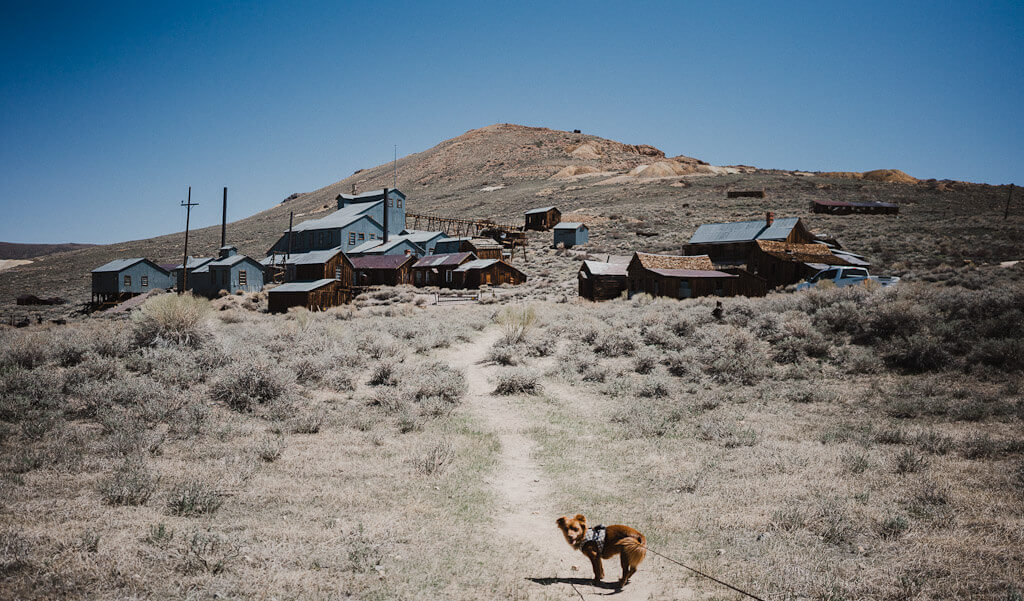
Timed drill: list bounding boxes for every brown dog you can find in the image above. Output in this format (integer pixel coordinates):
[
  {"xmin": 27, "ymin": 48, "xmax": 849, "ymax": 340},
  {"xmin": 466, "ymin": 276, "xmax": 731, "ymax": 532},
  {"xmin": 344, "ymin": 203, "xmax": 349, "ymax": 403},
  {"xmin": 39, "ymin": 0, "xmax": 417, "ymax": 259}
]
[{"xmin": 556, "ymin": 514, "xmax": 646, "ymax": 588}]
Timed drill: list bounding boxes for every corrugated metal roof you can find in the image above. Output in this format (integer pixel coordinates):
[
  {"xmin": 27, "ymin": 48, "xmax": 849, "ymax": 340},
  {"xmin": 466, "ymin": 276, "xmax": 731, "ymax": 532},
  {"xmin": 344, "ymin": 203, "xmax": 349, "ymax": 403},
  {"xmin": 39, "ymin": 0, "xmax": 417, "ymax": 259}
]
[
  {"xmin": 350, "ymin": 254, "xmax": 414, "ymax": 270},
  {"xmin": 554, "ymin": 222, "xmax": 586, "ymax": 230},
  {"xmin": 269, "ymin": 279, "xmax": 336, "ymax": 293},
  {"xmin": 208, "ymin": 254, "xmax": 257, "ymax": 267},
  {"xmin": 175, "ymin": 257, "xmax": 213, "ymax": 270},
  {"xmin": 454, "ymin": 259, "xmax": 499, "ymax": 271},
  {"xmin": 689, "ymin": 217, "xmax": 801, "ymax": 244},
  {"xmin": 349, "ymin": 236, "xmax": 423, "ymax": 255},
  {"xmin": 286, "ymin": 248, "xmax": 346, "ymax": 265},
  {"xmin": 92, "ymin": 258, "xmax": 147, "ymax": 273},
  {"xmin": 469, "ymin": 238, "xmax": 502, "ymax": 249},
  {"xmin": 525, "ymin": 206, "xmax": 556, "ymax": 215},
  {"xmin": 581, "ymin": 260, "xmax": 627, "ymax": 276},
  {"xmin": 413, "ymin": 252, "xmax": 475, "ymax": 268},
  {"xmin": 649, "ymin": 268, "xmax": 737, "ymax": 278},
  {"xmin": 289, "ymin": 206, "xmax": 382, "ymax": 233}
]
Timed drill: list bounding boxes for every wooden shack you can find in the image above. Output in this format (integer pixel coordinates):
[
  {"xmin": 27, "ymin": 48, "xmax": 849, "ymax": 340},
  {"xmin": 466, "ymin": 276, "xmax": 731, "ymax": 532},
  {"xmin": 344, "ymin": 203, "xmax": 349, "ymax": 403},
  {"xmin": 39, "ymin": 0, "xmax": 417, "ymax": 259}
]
[
  {"xmin": 91, "ymin": 258, "xmax": 174, "ymax": 304},
  {"xmin": 747, "ymin": 240, "xmax": 852, "ymax": 288},
  {"xmin": 811, "ymin": 199, "xmax": 899, "ymax": 215},
  {"xmin": 626, "ymin": 252, "xmax": 763, "ymax": 299},
  {"xmin": 578, "ymin": 260, "xmax": 627, "ymax": 301},
  {"xmin": 453, "ymin": 259, "xmax": 527, "ymax": 289},
  {"xmin": 267, "ymin": 279, "xmax": 351, "ymax": 313},
  {"xmin": 553, "ymin": 222, "xmax": 589, "ymax": 248},
  {"xmin": 467, "ymin": 238, "xmax": 503, "ymax": 260},
  {"xmin": 285, "ymin": 247, "xmax": 355, "ymax": 286},
  {"xmin": 351, "ymin": 254, "xmax": 415, "ymax": 286},
  {"xmin": 524, "ymin": 206, "xmax": 561, "ymax": 231},
  {"xmin": 412, "ymin": 252, "xmax": 476, "ymax": 288},
  {"xmin": 685, "ymin": 213, "xmax": 817, "ymax": 265}
]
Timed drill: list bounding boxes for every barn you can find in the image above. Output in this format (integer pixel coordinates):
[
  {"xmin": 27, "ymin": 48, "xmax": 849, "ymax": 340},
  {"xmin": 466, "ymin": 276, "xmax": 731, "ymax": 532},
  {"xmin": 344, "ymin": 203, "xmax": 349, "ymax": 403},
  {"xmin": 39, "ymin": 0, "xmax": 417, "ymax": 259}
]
[
  {"xmin": 91, "ymin": 258, "xmax": 174, "ymax": 304},
  {"xmin": 412, "ymin": 252, "xmax": 476, "ymax": 288},
  {"xmin": 578, "ymin": 260, "xmax": 627, "ymax": 301},
  {"xmin": 453, "ymin": 259, "xmax": 527, "ymax": 288},
  {"xmin": 626, "ymin": 252, "xmax": 763, "ymax": 299},
  {"xmin": 267, "ymin": 279, "xmax": 351, "ymax": 313},
  {"xmin": 524, "ymin": 206, "xmax": 561, "ymax": 231},
  {"xmin": 553, "ymin": 222, "xmax": 589, "ymax": 248},
  {"xmin": 685, "ymin": 213, "xmax": 817, "ymax": 265},
  {"xmin": 351, "ymin": 254, "xmax": 415, "ymax": 286}
]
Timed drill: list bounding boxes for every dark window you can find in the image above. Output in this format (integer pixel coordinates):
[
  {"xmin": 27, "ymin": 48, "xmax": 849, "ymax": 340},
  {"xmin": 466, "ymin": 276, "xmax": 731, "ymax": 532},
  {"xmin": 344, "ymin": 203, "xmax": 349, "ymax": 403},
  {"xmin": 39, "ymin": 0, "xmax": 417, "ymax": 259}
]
[
  {"xmin": 123, "ymin": 275, "xmax": 131, "ymax": 287},
  {"xmin": 358, "ymin": 233, "xmax": 365, "ymax": 241},
  {"xmin": 141, "ymin": 275, "xmax": 148, "ymax": 287},
  {"xmin": 349, "ymin": 232, "xmax": 356, "ymax": 245}
]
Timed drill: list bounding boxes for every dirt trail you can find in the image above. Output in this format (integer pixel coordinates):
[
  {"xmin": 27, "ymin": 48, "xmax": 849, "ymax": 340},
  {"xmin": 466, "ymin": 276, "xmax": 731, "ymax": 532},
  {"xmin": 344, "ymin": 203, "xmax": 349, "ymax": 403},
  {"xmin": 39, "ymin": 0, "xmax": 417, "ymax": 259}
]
[{"xmin": 439, "ymin": 328, "xmax": 663, "ymax": 600}]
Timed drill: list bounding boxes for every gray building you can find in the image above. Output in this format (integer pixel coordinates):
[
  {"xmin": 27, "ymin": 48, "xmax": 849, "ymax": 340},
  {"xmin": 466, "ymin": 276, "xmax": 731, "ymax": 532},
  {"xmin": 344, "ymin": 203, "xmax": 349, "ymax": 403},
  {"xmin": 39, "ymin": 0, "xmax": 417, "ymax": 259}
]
[
  {"xmin": 269, "ymin": 188, "xmax": 406, "ymax": 254},
  {"xmin": 173, "ymin": 256, "xmax": 214, "ymax": 292},
  {"xmin": 203, "ymin": 246, "xmax": 265, "ymax": 296},
  {"xmin": 91, "ymin": 258, "xmax": 174, "ymax": 304},
  {"xmin": 553, "ymin": 222, "xmax": 589, "ymax": 248}
]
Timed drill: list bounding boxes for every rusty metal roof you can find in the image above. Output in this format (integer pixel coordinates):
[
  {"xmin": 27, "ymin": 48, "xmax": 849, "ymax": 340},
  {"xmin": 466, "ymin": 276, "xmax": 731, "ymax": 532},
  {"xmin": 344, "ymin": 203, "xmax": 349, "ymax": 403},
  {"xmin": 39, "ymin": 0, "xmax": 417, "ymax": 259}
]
[
  {"xmin": 689, "ymin": 217, "xmax": 801, "ymax": 244},
  {"xmin": 413, "ymin": 252, "xmax": 475, "ymax": 268},
  {"xmin": 350, "ymin": 254, "xmax": 414, "ymax": 270}
]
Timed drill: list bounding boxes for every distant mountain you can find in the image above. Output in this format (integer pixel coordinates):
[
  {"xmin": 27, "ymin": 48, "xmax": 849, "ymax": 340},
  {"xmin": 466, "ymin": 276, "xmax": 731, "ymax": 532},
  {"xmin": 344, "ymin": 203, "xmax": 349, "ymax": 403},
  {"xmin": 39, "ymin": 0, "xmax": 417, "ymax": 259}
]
[{"xmin": 0, "ymin": 242, "xmax": 97, "ymax": 260}]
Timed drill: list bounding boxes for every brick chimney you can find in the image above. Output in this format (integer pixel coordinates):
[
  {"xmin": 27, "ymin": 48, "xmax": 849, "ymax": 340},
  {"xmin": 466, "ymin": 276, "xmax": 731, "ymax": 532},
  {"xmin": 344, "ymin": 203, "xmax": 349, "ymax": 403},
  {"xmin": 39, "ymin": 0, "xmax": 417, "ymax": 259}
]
[{"xmin": 766, "ymin": 211, "xmax": 775, "ymax": 226}]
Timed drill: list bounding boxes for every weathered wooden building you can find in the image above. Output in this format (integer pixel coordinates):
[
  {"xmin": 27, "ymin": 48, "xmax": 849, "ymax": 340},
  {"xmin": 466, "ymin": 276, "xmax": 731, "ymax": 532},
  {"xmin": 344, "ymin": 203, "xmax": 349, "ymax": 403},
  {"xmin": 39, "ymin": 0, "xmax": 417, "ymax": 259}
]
[
  {"xmin": 626, "ymin": 252, "xmax": 764, "ymax": 299},
  {"xmin": 467, "ymin": 238, "xmax": 503, "ymax": 260},
  {"xmin": 91, "ymin": 258, "xmax": 174, "ymax": 304},
  {"xmin": 433, "ymin": 237, "xmax": 472, "ymax": 255},
  {"xmin": 578, "ymin": 260, "xmax": 627, "ymax": 301},
  {"xmin": 524, "ymin": 206, "xmax": 561, "ymax": 231},
  {"xmin": 553, "ymin": 222, "xmax": 589, "ymax": 248},
  {"xmin": 452, "ymin": 259, "xmax": 527, "ymax": 288},
  {"xmin": 267, "ymin": 280, "xmax": 351, "ymax": 313},
  {"xmin": 811, "ymin": 199, "xmax": 899, "ymax": 215},
  {"xmin": 412, "ymin": 252, "xmax": 476, "ymax": 287},
  {"xmin": 747, "ymin": 240, "xmax": 852, "ymax": 288},
  {"xmin": 685, "ymin": 213, "xmax": 817, "ymax": 265},
  {"xmin": 284, "ymin": 247, "xmax": 355, "ymax": 285},
  {"xmin": 268, "ymin": 188, "xmax": 406, "ymax": 254},
  {"xmin": 351, "ymin": 254, "xmax": 415, "ymax": 286}
]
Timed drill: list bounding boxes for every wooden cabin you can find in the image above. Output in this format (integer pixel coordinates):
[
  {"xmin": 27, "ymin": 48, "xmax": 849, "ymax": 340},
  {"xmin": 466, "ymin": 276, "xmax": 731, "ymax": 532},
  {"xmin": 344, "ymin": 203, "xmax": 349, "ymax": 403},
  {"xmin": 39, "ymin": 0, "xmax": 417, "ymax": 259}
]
[
  {"xmin": 747, "ymin": 240, "xmax": 852, "ymax": 288},
  {"xmin": 578, "ymin": 260, "xmax": 627, "ymax": 301},
  {"xmin": 412, "ymin": 252, "xmax": 476, "ymax": 288},
  {"xmin": 284, "ymin": 247, "xmax": 355, "ymax": 286},
  {"xmin": 91, "ymin": 258, "xmax": 174, "ymax": 304},
  {"xmin": 351, "ymin": 254, "xmax": 415, "ymax": 286},
  {"xmin": 626, "ymin": 252, "xmax": 764, "ymax": 299},
  {"xmin": 467, "ymin": 238, "xmax": 503, "ymax": 260},
  {"xmin": 685, "ymin": 213, "xmax": 817, "ymax": 265},
  {"xmin": 267, "ymin": 279, "xmax": 351, "ymax": 313},
  {"xmin": 524, "ymin": 206, "xmax": 561, "ymax": 231},
  {"xmin": 452, "ymin": 259, "xmax": 527, "ymax": 289},
  {"xmin": 553, "ymin": 222, "xmax": 589, "ymax": 248}
]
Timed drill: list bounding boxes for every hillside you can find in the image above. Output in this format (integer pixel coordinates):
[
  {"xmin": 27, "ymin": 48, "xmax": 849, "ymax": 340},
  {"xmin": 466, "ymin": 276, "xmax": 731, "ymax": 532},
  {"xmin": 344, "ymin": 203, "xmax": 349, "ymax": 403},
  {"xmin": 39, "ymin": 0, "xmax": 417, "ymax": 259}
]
[
  {"xmin": 0, "ymin": 242, "xmax": 96, "ymax": 260},
  {"xmin": 1, "ymin": 123, "xmax": 1021, "ymax": 319}
]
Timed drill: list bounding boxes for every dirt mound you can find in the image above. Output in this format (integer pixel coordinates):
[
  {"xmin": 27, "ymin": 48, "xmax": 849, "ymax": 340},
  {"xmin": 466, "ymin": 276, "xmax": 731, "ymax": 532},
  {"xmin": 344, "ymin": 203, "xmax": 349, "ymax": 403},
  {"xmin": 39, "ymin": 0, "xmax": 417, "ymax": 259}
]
[
  {"xmin": 569, "ymin": 143, "xmax": 602, "ymax": 159},
  {"xmin": 551, "ymin": 165, "xmax": 602, "ymax": 179},
  {"xmin": 630, "ymin": 161, "xmax": 698, "ymax": 178},
  {"xmin": 819, "ymin": 169, "xmax": 918, "ymax": 184}
]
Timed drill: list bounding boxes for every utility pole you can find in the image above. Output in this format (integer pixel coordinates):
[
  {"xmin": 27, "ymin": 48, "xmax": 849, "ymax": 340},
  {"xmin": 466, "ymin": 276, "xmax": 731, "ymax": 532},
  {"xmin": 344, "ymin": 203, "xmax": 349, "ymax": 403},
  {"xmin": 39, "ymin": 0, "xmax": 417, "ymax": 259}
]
[
  {"xmin": 1006, "ymin": 184, "xmax": 1015, "ymax": 220},
  {"xmin": 221, "ymin": 187, "xmax": 228, "ymax": 248},
  {"xmin": 180, "ymin": 187, "xmax": 198, "ymax": 294}
]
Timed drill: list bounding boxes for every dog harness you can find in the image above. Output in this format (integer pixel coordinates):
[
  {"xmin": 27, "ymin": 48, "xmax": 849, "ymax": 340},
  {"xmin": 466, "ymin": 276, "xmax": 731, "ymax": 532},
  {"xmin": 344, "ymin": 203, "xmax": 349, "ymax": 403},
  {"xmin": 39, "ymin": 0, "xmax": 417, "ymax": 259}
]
[{"xmin": 583, "ymin": 525, "xmax": 606, "ymax": 553}]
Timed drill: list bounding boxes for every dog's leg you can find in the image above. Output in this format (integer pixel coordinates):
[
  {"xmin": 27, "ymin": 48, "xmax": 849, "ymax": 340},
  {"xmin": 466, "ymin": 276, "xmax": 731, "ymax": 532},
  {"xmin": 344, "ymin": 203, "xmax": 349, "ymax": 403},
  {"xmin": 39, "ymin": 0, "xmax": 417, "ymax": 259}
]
[
  {"xmin": 617, "ymin": 552, "xmax": 633, "ymax": 588},
  {"xmin": 588, "ymin": 553, "xmax": 604, "ymax": 583}
]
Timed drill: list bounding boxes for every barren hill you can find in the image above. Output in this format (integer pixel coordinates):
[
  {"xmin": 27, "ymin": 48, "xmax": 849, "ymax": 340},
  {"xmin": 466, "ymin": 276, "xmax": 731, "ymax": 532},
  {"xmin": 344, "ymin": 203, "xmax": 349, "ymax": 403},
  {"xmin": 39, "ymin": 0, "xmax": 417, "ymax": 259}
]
[
  {"xmin": 0, "ymin": 242, "xmax": 96, "ymax": 260},
  {"xmin": 0, "ymin": 123, "xmax": 1020, "ymax": 316}
]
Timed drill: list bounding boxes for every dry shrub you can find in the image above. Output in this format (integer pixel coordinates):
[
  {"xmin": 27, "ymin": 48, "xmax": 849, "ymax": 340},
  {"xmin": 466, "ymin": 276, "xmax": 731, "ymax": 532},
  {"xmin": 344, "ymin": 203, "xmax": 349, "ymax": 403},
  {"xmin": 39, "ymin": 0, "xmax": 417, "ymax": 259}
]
[
  {"xmin": 209, "ymin": 359, "xmax": 294, "ymax": 412},
  {"xmin": 592, "ymin": 330, "xmax": 636, "ymax": 357},
  {"xmin": 613, "ymin": 398, "xmax": 685, "ymax": 438},
  {"xmin": 494, "ymin": 368, "xmax": 542, "ymax": 395},
  {"xmin": 487, "ymin": 343, "xmax": 525, "ymax": 366},
  {"xmin": 418, "ymin": 438, "xmax": 456, "ymax": 475},
  {"xmin": 0, "ymin": 331, "xmax": 51, "ymax": 369},
  {"xmin": 166, "ymin": 477, "xmax": 223, "ymax": 516},
  {"xmin": 132, "ymin": 293, "xmax": 212, "ymax": 346},
  {"xmin": 496, "ymin": 304, "xmax": 536, "ymax": 345},
  {"xmin": 251, "ymin": 435, "xmax": 284, "ymax": 462},
  {"xmin": 98, "ymin": 460, "xmax": 158, "ymax": 506},
  {"xmin": 177, "ymin": 528, "xmax": 239, "ymax": 574},
  {"xmin": 289, "ymin": 409, "xmax": 325, "ymax": 434}
]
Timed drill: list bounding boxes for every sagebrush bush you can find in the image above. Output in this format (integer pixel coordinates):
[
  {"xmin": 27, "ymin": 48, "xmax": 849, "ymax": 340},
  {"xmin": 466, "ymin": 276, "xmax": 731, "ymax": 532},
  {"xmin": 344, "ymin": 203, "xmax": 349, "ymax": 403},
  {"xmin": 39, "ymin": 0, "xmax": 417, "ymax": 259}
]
[
  {"xmin": 132, "ymin": 293, "xmax": 211, "ymax": 347},
  {"xmin": 486, "ymin": 343, "xmax": 525, "ymax": 366},
  {"xmin": 613, "ymin": 398, "xmax": 684, "ymax": 438},
  {"xmin": 496, "ymin": 304, "xmax": 536, "ymax": 345},
  {"xmin": 166, "ymin": 477, "xmax": 223, "ymax": 516},
  {"xmin": 592, "ymin": 330, "xmax": 636, "ymax": 357},
  {"xmin": 0, "ymin": 331, "xmax": 50, "ymax": 369},
  {"xmin": 418, "ymin": 439, "xmax": 456, "ymax": 475},
  {"xmin": 494, "ymin": 368, "xmax": 542, "ymax": 395},
  {"xmin": 98, "ymin": 460, "xmax": 158, "ymax": 506},
  {"xmin": 209, "ymin": 359, "xmax": 294, "ymax": 412}
]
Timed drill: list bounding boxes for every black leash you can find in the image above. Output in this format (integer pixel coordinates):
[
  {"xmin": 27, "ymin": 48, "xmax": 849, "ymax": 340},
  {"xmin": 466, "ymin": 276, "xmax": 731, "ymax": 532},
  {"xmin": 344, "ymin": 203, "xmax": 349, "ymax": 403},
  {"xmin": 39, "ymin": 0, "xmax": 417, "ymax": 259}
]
[{"xmin": 642, "ymin": 545, "xmax": 768, "ymax": 601}]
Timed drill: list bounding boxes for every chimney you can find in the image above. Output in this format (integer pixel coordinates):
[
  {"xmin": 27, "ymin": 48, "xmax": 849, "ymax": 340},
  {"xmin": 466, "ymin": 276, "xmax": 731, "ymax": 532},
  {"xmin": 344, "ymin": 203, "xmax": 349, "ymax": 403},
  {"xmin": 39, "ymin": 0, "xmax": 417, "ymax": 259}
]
[
  {"xmin": 382, "ymin": 187, "xmax": 389, "ymax": 244},
  {"xmin": 766, "ymin": 211, "xmax": 775, "ymax": 226},
  {"xmin": 221, "ymin": 187, "xmax": 227, "ymax": 248}
]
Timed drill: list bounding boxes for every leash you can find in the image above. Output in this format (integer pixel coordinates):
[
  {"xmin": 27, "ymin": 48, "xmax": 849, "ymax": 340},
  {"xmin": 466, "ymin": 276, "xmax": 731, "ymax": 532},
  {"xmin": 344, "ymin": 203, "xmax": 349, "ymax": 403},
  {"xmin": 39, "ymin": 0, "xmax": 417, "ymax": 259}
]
[{"xmin": 641, "ymin": 545, "xmax": 768, "ymax": 601}]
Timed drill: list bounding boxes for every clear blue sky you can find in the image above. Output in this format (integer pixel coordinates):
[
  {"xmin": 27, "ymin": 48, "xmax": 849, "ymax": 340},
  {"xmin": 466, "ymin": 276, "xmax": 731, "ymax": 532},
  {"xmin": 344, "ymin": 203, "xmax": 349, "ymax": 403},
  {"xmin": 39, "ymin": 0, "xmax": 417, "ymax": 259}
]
[{"xmin": 1, "ymin": 1, "xmax": 1021, "ymax": 244}]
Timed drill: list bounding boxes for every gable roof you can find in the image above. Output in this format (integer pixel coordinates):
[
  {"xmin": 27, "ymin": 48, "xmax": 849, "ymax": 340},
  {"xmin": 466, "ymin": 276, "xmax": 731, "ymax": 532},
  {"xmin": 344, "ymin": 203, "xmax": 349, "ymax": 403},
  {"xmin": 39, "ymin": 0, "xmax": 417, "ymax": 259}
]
[
  {"xmin": 348, "ymin": 236, "xmax": 423, "ymax": 255},
  {"xmin": 468, "ymin": 238, "xmax": 502, "ymax": 249},
  {"xmin": 350, "ymin": 254, "xmax": 414, "ymax": 270},
  {"xmin": 285, "ymin": 247, "xmax": 347, "ymax": 265},
  {"xmin": 413, "ymin": 252, "xmax": 475, "ymax": 268},
  {"xmin": 208, "ymin": 254, "xmax": 261, "ymax": 268},
  {"xmin": 525, "ymin": 206, "xmax": 557, "ymax": 215},
  {"xmin": 554, "ymin": 222, "xmax": 587, "ymax": 230},
  {"xmin": 289, "ymin": 206, "xmax": 382, "ymax": 233},
  {"xmin": 648, "ymin": 268, "xmax": 736, "ymax": 278},
  {"xmin": 689, "ymin": 217, "xmax": 802, "ymax": 244},
  {"xmin": 269, "ymin": 279, "xmax": 336, "ymax": 293},
  {"xmin": 174, "ymin": 257, "xmax": 213, "ymax": 270},
  {"xmin": 454, "ymin": 259, "xmax": 499, "ymax": 271},
  {"xmin": 581, "ymin": 260, "xmax": 627, "ymax": 277},
  {"xmin": 755, "ymin": 240, "xmax": 851, "ymax": 265},
  {"xmin": 92, "ymin": 258, "xmax": 166, "ymax": 274},
  {"xmin": 633, "ymin": 252, "xmax": 714, "ymax": 271}
]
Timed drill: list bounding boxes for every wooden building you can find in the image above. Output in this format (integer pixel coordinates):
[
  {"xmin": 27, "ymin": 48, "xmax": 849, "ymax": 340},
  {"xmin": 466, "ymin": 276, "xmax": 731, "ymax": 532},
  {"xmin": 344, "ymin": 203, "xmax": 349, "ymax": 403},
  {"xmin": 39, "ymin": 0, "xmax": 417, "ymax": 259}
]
[
  {"xmin": 452, "ymin": 259, "xmax": 527, "ymax": 288},
  {"xmin": 578, "ymin": 260, "xmax": 627, "ymax": 301},
  {"xmin": 467, "ymin": 238, "xmax": 503, "ymax": 260},
  {"xmin": 626, "ymin": 252, "xmax": 764, "ymax": 299},
  {"xmin": 267, "ymin": 279, "xmax": 351, "ymax": 313},
  {"xmin": 685, "ymin": 213, "xmax": 817, "ymax": 265},
  {"xmin": 747, "ymin": 240, "xmax": 852, "ymax": 288},
  {"xmin": 91, "ymin": 258, "xmax": 174, "ymax": 304},
  {"xmin": 553, "ymin": 222, "xmax": 589, "ymax": 248},
  {"xmin": 811, "ymin": 199, "xmax": 899, "ymax": 215},
  {"xmin": 351, "ymin": 254, "xmax": 415, "ymax": 286},
  {"xmin": 285, "ymin": 247, "xmax": 355, "ymax": 286},
  {"xmin": 412, "ymin": 252, "xmax": 476, "ymax": 287},
  {"xmin": 268, "ymin": 188, "xmax": 405, "ymax": 254},
  {"xmin": 524, "ymin": 206, "xmax": 561, "ymax": 231}
]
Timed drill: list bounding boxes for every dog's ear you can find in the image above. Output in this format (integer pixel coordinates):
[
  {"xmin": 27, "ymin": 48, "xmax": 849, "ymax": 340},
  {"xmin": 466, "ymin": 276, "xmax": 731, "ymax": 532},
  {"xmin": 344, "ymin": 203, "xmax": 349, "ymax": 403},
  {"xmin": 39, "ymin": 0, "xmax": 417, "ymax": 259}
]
[
  {"xmin": 575, "ymin": 514, "xmax": 586, "ymax": 526},
  {"xmin": 556, "ymin": 516, "xmax": 567, "ymax": 529}
]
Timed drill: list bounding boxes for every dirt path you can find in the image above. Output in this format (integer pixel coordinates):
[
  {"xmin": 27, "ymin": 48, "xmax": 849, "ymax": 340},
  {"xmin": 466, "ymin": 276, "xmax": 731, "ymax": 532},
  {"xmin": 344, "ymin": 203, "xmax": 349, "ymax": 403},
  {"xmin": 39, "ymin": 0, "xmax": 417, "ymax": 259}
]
[{"xmin": 439, "ymin": 328, "xmax": 663, "ymax": 600}]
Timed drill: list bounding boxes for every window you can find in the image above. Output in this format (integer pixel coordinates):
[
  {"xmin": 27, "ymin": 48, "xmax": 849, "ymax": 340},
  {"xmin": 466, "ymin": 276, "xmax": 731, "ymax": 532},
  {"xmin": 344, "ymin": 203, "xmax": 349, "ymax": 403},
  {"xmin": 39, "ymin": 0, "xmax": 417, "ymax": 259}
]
[
  {"xmin": 349, "ymin": 232, "xmax": 356, "ymax": 245},
  {"xmin": 445, "ymin": 270, "xmax": 453, "ymax": 283},
  {"xmin": 397, "ymin": 198, "xmax": 403, "ymax": 208},
  {"xmin": 369, "ymin": 233, "xmax": 376, "ymax": 240},
  {"xmin": 222, "ymin": 270, "xmax": 228, "ymax": 285},
  {"xmin": 415, "ymin": 271, "xmax": 422, "ymax": 283},
  {"xmin": 141, "ymin": 275, "xmax": 148, "ymax": 287},
  {"xmin": 714, "ymin": 281, "xmax": 724, "ymax": 296},
  {"xmin": 335, "ymin": 267, "xmax": 342, "ymax": 280},
  {"xmin": 679, "ymin": 281, "xmax": 691, "ymax": 298},
  {"xmin": 239, "ymin": 270, "xmax": 247, "ymax": 286},
  {"xmin": 123, "ymin": 275, "xmax": 131, "ymax": 287},
  {"xmin": 358, "ymin": 233, "xmax": 365, "ymax": 241}
]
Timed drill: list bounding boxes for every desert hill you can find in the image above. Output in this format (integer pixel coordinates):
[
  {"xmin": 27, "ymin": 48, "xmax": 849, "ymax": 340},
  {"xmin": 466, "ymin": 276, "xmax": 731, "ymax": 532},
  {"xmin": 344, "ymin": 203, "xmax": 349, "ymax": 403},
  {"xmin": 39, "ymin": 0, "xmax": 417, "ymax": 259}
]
[
  {"xmin": 0, "ymin": 242, "xmax": 96, "ymax": 260},
  {"xmin": 0, "ymin": 123, "xmax": 1019, "ymax": 317}
]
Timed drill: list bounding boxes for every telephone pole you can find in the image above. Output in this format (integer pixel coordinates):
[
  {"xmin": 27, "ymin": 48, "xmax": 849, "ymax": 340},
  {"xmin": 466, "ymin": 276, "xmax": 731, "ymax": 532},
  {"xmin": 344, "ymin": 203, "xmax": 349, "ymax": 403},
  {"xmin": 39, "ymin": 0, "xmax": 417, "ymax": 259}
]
[{"xmin": 180, "ymin": 187, "xmax": 198, "ymax": 293}]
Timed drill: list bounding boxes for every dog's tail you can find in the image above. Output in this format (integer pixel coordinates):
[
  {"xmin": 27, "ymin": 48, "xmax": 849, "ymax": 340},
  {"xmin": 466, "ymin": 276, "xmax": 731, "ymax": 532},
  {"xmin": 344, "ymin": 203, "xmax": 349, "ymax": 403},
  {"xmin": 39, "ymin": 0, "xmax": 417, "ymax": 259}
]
[{"xmin": 621, "ymin": 532, "xmax": 647, "ymax": 566}]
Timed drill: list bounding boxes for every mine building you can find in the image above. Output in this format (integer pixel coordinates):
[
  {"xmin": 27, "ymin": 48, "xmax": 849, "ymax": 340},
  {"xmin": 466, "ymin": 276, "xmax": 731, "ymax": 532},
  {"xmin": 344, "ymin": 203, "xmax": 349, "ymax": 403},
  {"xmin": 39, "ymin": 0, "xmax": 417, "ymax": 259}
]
[{"xmin": 269, "ymin": 188, "xmax": 406, "ymax": 254}]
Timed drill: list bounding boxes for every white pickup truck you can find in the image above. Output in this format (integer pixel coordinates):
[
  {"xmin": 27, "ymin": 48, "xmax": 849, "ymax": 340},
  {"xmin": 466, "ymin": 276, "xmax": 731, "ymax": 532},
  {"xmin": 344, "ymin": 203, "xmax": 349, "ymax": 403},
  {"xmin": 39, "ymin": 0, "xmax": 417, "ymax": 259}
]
[{"xmin": 796, "ymin": 266, "xmax": 900, "ymax": 291}]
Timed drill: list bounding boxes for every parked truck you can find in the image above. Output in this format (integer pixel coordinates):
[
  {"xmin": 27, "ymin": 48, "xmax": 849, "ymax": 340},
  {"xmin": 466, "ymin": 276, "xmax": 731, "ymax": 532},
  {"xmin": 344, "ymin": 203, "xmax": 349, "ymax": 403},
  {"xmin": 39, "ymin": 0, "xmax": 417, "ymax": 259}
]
[{"xmin": 796, "ymin": 266, "xmax": 900, "ymax": 291}]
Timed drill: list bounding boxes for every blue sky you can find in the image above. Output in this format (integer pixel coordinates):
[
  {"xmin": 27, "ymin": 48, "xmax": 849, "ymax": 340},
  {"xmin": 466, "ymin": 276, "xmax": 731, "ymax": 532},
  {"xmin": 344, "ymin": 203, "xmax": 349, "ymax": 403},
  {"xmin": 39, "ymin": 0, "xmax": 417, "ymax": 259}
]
[{"xmin": 1, "ymin": 1, "xmax": 1021, "ymax": 244}]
